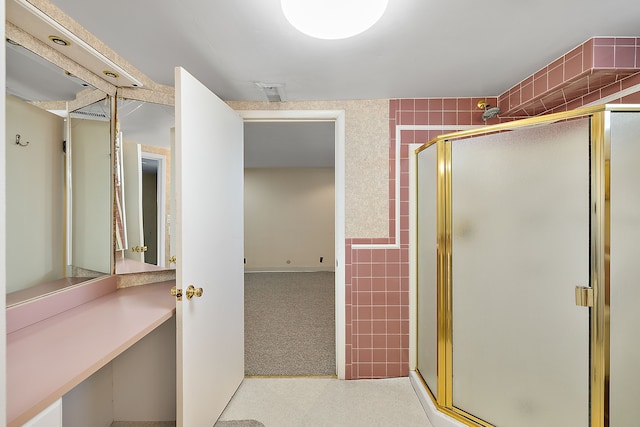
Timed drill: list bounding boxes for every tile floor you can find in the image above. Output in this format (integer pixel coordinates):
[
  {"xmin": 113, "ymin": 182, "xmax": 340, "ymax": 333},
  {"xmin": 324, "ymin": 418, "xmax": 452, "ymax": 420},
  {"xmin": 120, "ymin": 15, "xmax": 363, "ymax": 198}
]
[{"xmin": 218, "ymin": 377, "xmax": 434, "ymax": 427}]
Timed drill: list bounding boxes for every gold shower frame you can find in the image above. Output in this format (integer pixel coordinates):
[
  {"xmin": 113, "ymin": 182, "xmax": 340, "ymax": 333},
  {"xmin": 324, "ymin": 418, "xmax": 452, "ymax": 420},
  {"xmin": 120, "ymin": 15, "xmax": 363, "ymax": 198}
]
[{"xmin": 414, "ymin": 104, "xmax": 640, "ymax": 427}]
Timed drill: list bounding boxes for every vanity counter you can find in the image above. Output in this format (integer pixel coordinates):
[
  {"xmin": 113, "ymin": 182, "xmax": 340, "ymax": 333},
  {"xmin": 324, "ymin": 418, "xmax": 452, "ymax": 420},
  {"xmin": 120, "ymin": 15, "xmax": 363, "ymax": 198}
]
[{"xmin": 6, "ymin": 280, "xmax": 176, "ymax": 427}]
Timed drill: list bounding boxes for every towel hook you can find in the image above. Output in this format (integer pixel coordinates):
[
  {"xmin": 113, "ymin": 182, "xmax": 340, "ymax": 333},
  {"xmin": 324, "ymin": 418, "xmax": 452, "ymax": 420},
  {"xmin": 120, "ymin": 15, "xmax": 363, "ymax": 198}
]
[{"xmin": 15, "ymin": 134, "xmax": 29, "ymax": 147}]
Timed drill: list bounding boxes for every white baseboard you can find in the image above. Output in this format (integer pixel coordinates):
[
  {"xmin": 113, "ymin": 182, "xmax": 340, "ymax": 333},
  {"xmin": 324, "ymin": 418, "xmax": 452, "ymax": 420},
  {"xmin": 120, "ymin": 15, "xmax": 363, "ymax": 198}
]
[
  {"xmin": 409, "ymin": 371, "xmax": 468, "ymax": 427},
  {"xmin": 244, "ymin": 266, "xmax": 335, "ymax": 273}
]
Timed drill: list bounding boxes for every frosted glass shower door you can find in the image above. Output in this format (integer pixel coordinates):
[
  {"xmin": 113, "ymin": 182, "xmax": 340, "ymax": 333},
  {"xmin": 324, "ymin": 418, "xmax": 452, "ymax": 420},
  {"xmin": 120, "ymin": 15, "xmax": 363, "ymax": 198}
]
[
  {"xmin": 609, "ymin": 112, "xmax": 640, "ymax": 426},
  {"xmin": 450, "ymin": 120, "xmax": 590, "ymax": 426},
  {"xmin": 416, "ymin": 143, "xmax": 438, "ymax": 398}
]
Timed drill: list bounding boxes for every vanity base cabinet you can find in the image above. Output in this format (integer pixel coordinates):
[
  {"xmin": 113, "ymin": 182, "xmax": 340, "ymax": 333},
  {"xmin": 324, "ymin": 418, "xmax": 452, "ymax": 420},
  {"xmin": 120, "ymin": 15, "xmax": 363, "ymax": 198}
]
[
  {"xmin": 22, "ymin": 399, "xmax": 62, "ymax": 427},
  {"xmin": 62, "ymin": 316, "xmax": 177, "ymax": 427}
]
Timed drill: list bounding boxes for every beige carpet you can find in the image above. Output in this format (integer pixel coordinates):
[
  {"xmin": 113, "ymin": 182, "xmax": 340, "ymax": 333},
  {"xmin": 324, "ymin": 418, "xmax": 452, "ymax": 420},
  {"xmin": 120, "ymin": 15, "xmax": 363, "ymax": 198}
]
[
  {"xmin": 244, "ymin": 271, "xmax": 336, "ymax": 376},
  {"xmin": 112, "ymin": 420, "xmax": 264, "ymax": 427}
]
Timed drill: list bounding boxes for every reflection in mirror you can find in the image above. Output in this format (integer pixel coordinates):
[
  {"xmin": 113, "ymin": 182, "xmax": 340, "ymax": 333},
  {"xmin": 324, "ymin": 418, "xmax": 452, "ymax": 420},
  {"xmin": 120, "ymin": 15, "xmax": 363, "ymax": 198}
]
[
  {"xmin": 70, "ymin": 98, "xmax": 113, "ymax": 278},
  {"xmin": 115, "ymin": 98, "xmax": 175, "ymax": 274},
  {"xmin": 5, "ymin": 38, "xmax": 111, "ymax": 306}
]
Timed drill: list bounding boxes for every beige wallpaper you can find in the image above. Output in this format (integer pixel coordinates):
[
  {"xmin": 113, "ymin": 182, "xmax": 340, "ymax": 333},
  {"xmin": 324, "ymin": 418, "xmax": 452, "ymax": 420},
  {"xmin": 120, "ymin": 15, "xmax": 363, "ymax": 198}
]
[{"xmin": 228, "ymin": 100, "xmax": 389, "ymax": 239}]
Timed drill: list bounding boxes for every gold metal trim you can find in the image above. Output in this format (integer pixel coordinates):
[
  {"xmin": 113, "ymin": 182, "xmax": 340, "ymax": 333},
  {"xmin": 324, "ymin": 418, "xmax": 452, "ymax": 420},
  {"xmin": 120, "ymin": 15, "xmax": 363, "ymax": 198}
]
[
  {"xmin": 575, "ymin": 286, "xmax": 594, "ymax": 307},
  {"xmin": 448, "ymin": 406, "xmax": 493, "ymax": 427},
  {"xmin": 436, "ymin": 140, "xmax": 452, "ymax": 404},
  {"xmin": 415, "ymin": 104, "xmax": 640, "ymax": 156},
  {"xmin": 415, "ymin": 369, "xmax": 490, "ymax": 427},
  {"xmin": 590, "ymin": 111, "xmax": 611, "ymax": 427},
  {"xmin": 171, "ymin": 286, "xmax": 182, "ymax": 301},
  {"xmin": 414, "ymin": 104, "xmax": 640, "ymax": 427}
]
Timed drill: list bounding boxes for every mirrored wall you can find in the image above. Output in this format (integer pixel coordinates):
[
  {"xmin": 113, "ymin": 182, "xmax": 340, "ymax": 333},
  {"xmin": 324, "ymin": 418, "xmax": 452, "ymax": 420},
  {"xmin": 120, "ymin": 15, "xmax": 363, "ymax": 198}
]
[
  {"xmin": 114, "ymin": 98, "xmax": 175, "ymax": 275},
  {"xmin": 5, "ymin": 38, "xmax": 113, "ymax": 305}
]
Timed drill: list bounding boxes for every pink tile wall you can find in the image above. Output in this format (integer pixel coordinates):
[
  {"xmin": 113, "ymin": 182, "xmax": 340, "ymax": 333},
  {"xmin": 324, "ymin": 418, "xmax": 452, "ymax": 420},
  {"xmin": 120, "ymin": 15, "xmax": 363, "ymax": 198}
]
[
  {"xmin": 499, "ymin": 37, "xmax": 640, "ymax": 116},
  {"xmin": 345, "ymin": 37, "xmax": 640, "ymax": 380},
  {"xmin": 548, "ymin": 71, "xmax": 640, "ymax": 113},
  {"xmin": 345, "ymin": 97, "xmax": 498, "ymax": 380}
]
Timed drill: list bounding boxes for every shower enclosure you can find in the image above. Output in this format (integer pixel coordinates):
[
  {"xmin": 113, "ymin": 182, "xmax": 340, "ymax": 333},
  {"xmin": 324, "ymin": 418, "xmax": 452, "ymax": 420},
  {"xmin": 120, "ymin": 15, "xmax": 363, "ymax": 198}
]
[{"xmin": 415, "ymin": 105, "xmax": 640, "ymax": 427}]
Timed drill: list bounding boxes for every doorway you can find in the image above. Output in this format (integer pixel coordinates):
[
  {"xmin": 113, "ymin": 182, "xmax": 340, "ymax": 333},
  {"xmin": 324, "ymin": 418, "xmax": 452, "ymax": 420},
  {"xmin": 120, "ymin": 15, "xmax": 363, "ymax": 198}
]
[{"xmin": 238, "ymin": 109, "xmax": 346, "ymax": 379}]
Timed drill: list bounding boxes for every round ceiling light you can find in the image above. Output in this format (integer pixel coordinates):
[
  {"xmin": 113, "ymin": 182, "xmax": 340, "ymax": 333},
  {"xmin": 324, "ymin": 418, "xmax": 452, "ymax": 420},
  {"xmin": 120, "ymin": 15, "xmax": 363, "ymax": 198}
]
[
  {"xmin": 281, "ymin": 0, "xmax": 388, "ymax": 40},
  {"xmin": 48, "ymin": 35, "xmax": 70, "ymax": 46},
  {"xmin": 103, "ymin": 70, "xmax": 120, "ymax": 79}
]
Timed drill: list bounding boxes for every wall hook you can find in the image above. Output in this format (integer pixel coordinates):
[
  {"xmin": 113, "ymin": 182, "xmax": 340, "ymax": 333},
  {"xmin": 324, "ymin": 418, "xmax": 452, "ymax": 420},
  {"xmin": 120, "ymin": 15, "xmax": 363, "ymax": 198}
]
[{"xmin": 15, "ymin": 134, "xmax": 29, "ymax": 147}]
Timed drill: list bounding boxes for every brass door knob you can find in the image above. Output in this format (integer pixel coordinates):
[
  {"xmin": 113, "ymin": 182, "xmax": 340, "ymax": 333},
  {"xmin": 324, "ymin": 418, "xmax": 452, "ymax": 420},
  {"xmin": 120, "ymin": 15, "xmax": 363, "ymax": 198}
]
[
  {"xmin": 185, "ymin": 285, "xmax": 204, "ymax": 300},
  {"xmin": 169, "ymin": 256, "xmax": 177, "ymax": 264},
  {"xmin": 171, "ymin": 286, "xmax": 182, "ymax": 301}
]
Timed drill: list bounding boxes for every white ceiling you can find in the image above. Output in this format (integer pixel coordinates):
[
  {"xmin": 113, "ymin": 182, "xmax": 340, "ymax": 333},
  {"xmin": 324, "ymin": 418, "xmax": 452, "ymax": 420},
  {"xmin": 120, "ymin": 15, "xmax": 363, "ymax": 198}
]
[
  {"xmin": 8, "ymin": 0, "xmax": 640, "ymax": 168},
  {"xmin": 45, "ymin": 0, "xmax": 640, "ymax": 101}
]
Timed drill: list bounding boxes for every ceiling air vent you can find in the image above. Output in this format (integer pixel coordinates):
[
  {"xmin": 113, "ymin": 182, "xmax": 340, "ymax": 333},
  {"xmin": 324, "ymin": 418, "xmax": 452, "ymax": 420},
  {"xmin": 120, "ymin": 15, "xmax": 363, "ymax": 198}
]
[{"xmin": 255, "ymin": 82, "xmax": 286, "ymax": 102}]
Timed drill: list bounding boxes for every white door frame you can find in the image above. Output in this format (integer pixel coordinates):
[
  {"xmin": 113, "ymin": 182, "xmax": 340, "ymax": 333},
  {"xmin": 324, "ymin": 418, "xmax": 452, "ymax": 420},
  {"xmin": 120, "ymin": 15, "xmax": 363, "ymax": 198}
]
[{"xmin": 237, "ymin": 109, "xmax": 346, "ymax": 379}]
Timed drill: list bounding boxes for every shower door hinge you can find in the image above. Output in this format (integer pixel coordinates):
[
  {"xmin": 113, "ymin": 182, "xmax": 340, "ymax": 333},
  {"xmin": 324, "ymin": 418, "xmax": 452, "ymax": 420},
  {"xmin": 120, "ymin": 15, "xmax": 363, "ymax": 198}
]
[{"xmin": 575, "ymin": 286, "xmax": 593, "ymax": 307}]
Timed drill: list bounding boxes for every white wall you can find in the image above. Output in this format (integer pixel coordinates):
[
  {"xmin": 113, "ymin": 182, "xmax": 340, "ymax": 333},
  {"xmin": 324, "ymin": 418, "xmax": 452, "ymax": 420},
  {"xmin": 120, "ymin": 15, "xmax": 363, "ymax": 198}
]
[
  {"xmin": 244, "ymin": 167, "xmax": 334, "ymax": 271},
  {"xmin": 71, "ymin": 116, "xmax": 111, "ymax": 274},
  {"xmin": 62, "ymin": 363, "xmax": 113, "ymax": 427},
  {"xmin": 113, "ymin": 316, "xmax": 176, "ymax": 421},
  {"xmin": 1, "ymin": 6, "xmax": 7, "ymax": 421},
  {"xmin": 5, "ymin": 95, "xmax": 65, "ymax": 293},
  {"xmin": 62, "ymin": 317, "xmax": 176, "ymax": 425}
]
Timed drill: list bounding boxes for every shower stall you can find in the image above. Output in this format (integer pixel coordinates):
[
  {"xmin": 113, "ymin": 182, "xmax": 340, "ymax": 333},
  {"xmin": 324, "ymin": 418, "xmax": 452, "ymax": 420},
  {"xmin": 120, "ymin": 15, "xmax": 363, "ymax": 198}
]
[{"xmin": 414, "ymin": 105, "xmax": 640, "ymax": 427}]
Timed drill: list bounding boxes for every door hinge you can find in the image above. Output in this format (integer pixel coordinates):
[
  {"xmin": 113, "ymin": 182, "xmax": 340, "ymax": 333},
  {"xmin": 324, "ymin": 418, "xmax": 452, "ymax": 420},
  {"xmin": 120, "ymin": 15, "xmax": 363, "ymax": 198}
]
[{"xmin": 575, "ymin": 286, "xmax": 593, "ymax": 307}]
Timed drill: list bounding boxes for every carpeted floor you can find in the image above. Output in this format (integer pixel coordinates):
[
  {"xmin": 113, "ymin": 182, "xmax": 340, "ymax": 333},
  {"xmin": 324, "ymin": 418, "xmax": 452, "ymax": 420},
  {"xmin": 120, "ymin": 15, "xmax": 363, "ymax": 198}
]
[
  {"xmin": 244, "ymin": 271, "xmax": 336, "ymax": 376},
  {"xmin": 111, "ymin": 420, "xmax": 264, "ymax": 427}
]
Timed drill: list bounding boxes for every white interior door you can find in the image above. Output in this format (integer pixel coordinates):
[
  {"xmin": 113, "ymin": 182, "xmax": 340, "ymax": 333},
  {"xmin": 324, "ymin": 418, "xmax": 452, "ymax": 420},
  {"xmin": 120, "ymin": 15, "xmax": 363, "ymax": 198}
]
[{"xmin": 174, "ymin": 67, "xmax": 244, "ymax": 426}]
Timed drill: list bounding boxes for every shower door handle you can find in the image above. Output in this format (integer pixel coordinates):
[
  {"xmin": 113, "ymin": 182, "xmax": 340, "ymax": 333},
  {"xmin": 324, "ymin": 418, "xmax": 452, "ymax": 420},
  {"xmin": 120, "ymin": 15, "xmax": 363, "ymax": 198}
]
[{"xmin": 575, "ymin": 286, "xmax": 593, "ymax": 307}]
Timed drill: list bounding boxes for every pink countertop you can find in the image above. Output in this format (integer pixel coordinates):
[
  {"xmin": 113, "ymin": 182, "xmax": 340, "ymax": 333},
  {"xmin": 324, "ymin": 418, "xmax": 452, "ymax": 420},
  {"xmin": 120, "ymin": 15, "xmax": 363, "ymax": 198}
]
[{"xmin": 6, "ymin": 280, "xmax": 176, "ymax": 427}]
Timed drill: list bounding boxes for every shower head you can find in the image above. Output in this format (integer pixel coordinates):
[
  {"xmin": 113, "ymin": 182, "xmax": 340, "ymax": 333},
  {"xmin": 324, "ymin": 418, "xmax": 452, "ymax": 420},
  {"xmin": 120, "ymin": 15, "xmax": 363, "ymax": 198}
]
[
  {"xmin": 477, "ymin": 100, "xmax": 500, "ymax": 121},
  {"xmin": 482, "ymin": 106, "xmax": 501, "ymax": 121}
]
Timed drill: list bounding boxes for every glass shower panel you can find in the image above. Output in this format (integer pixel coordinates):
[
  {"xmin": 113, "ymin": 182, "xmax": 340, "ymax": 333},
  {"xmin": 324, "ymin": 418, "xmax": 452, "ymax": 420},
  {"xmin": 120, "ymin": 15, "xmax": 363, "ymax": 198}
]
[
  {"xmin": 450, "ymin": 120, "xmax": 590, "ymax": 426},
  {"xmin": 609, "ymin": 112, "xmax": 640, "ymax": 426},
  {"xmin": 416, "ymin": 144, "xmax": 438, "ymax": 398}
]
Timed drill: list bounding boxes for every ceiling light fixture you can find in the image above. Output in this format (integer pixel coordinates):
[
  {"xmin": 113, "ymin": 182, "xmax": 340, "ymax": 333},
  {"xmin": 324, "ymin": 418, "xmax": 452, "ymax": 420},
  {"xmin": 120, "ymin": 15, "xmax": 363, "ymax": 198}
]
[
  {"xmin": 103, "ymin": 70, "xmax": 120, "ymax": 79},
  {"xmin": 9, "ymin": 0, "xmax": 144, "ymax": 88},
  {"xmin": 48, "ymin": 35, "xmax": 70, "ymax": 46},
  {"xmin": 281, "ymin": 0, "xmax": 388, "ymax": 40}
]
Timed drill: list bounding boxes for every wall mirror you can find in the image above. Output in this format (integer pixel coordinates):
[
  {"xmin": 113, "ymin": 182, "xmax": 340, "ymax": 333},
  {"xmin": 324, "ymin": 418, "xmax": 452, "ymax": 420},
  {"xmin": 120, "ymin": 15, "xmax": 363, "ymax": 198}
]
[
  {"xmin": 5, "ymin": 37, "xmax": 113, "ymax": 306},
  {"xmin": 114, "ymin": 97, "xmax": 175, "ymax": 275}
]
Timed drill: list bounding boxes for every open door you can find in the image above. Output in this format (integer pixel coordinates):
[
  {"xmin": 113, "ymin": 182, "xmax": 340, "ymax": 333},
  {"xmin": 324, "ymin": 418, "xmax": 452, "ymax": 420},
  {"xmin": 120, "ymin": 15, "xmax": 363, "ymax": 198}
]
[{"xmin": 174, "ymin": 67, "xmax": 244, "ymax": 426}]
